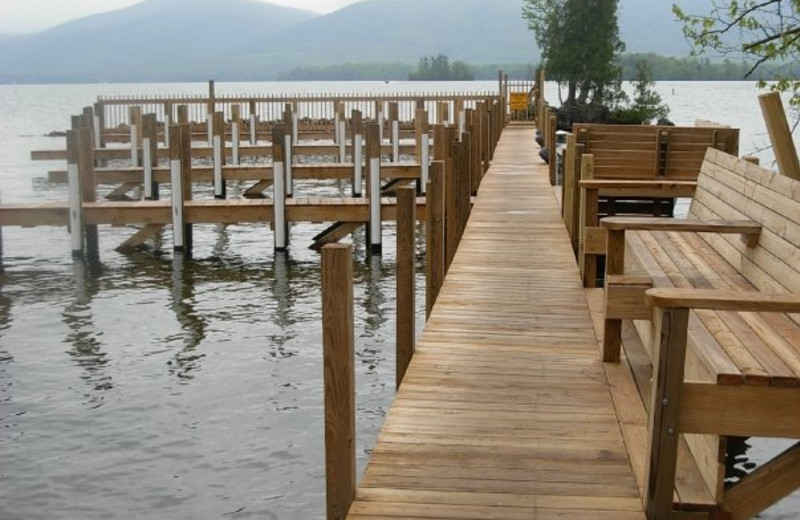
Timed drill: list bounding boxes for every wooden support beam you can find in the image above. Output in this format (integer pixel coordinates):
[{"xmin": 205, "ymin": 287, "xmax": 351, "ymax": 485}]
[
  {"xmin": 645, "ymin": 306, "xmax": 691, "ymax": 520},
  {"xmin": 321, "ymin": 243, "xmax": 356, "ymax": 520},
  {"xmin": 116, "ymin": 224, "xmax": 165, "ymax": 253},
  {"xmin": 722, "ymin": 441, "xmax": 800, "ymax": 520},
  {"xmin": 602, "ymin": 228, "xmax": 626, "ymax": 362},
  {"xmin": 106, "ymin": 182, "xmax": 140, "ymax": 201},
  {"xmin": 759, "ymin": 92, "xmax": 800, "ymax": 180},
  {"xmin": 310, "ymin": 222, "xmax": 363, "ymax": 251},
  {"xmin": 579, "ymin": 153, "xmax": 597, "ymax": 287},
  {"xmin": 243, "ymin": 180, "xmax": 272, "ymax": 199},
  {"xmin": 396, "ymin": 186, "xmax": 416, "ymax": 389}
]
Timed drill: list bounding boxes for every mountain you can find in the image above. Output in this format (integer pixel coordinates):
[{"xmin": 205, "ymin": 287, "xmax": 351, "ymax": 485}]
[
  {"xmin": 0, "ymin": 0, "xmax": 702, "ymax": 83},
  {"xmin": 0, "ymin": 0, "xmax": 319, "ymax": 82}
]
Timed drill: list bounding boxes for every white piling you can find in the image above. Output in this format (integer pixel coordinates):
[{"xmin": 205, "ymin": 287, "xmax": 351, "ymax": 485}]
[
  {"xmin": 170, "ymin": 157, "xmax": 184, "ymax": 250},
  {"xmin": 130, "ymin": 123, "xmax": 139, "ymax": 168},
  {"xmin": 67, "ymin": 131, "xmax": 84, "ymax": 257},
  {"xmin": 143, "ymin": 137, "xmax": 153, "ymax": 199},
  {"xmin": 250, "ymin": 114, "xmax": 257, "ymax": 145},
  {"xmin": 353, "ymin": 133, "xmax": 363, "ymax": 197},
  {"xmin": 285, "ymin": 133, "xmax": 294, "ymax": 198},
  {"xmin": 213, "ymin": 133, "xmax": 224, "ymax": 198}
]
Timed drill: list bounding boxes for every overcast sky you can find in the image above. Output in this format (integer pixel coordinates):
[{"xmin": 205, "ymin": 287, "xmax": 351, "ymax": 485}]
[{"xmin": 0, "ymin": 0, "xmax": 364, "ymax": 33}]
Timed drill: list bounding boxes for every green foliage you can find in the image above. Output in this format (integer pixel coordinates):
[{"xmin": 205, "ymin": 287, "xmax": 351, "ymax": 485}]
[
  {"xmin": 673, "ymin": 0, "xmax": 800, "ymax": 108},
  {"xmin": 522, "ymin": 0, "xmax": 625, "ymax": 112},
  {"xmin": 408, "ymin": 55, "xmax": 475, "ymax": 81},
  {"xmin": 610, "ymin": 61, "xmax": 670, "ymax": 124}
]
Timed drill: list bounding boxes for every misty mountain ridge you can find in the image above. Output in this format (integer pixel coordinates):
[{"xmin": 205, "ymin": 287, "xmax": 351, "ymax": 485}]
[{"xmin": 0, "ymin": 0, "xmax": 705, "ymax": 83}]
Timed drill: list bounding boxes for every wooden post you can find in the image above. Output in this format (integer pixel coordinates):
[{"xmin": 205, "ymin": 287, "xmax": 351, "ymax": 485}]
[
  {"xmin": 375, "ymin": 100, "xmax": 384, "ymax": 143},
  {"xmin": 352, "ymin": 110, "xmax": 363, "ymax": 197},
  {"xmin": 169, "ymin": 125, "xmax": 186, "ymax": 252},
  {"xmin": 67, "ymin": 130, "xmax": 84, "ymax": 258},
  {"xmin": 163, "ymin": 102, "xmax": 172, "ymax": 147},
  {"xmin": 426, "ymin": 161, "xmax": 445, "ymax": 319},
  {"xmin": 283, "ymin": 108, "xmax": 294, "ymax": 199},
  {"xmin": 389, "ymin": 102, "xmax": 400, "ymax": 163},
  {"xmin": 273, "ymin": 126, "xmax": 288, "ymax": 251},
  {"xmin": 93, "ymin": 102, "xmax": 105, "ymax": 148},
  {"xmin": 129, "ymin": 106, "xmax": 142, "ymax": 168},
  {"xmin": 143, "ymin": 113, "xmax": 159, "ymax": 200},
  {"xmin": 644, "ymin": 305, "xmax": 690, "ymax": 520},
  {"xmin": 249, "ymin": 100, "xmax": 258, "ymax": 145},
  {"xmin": 366, "ymin": 122, "xmax": 382, "ymax": 254},
  {"xmin": 177, "ymin": 105, "xmax": 189, "ymax": 126},
  {"xmin": 396, "ymin": 186, "xmax": 416, "ymax": 389},
  {"xmin": 455, "ymin": 99, "xmax": 465, "ymax": 140},
  {"xmin": 207, "ymin": 80, "xmax": 215, "ymax": 145},
  {"xmin": 231, "ymin": 104, "xmax": 241, "ymax": 165},
  {"xmin": 213, "ymin": 111, "xmax": 226, "ymax": 199},
  {"xmin": 602, "ymin": 228, "xmax": 625, "ymax": 362},
  {"xmin": 444, "ymin": 151, "xmax": 457, "ymax": 271},
  {"xmin": 416, "ymin": 109, "xmax": 430, "ymax": 194},
  {"xmin": 579, "ymin": 153, "xmax": 597, "ymax": 288},
  {"xmin": 78, "ymin": 126, "xmax": 99, "ymax": 261},
  {"xmin": 457, "ymin": 138, "xmax": 472, "ymax": 236},
  {"xmin": 321, "ymin": 243, "xmax": 356, "ymax": 520},
  {"xmin": 548, "ymin": 110, "xmax": 558, "ymax": 185},
  {"xmin": 759, "ymin": 92, "xmax": 800, "ymax": 180}
]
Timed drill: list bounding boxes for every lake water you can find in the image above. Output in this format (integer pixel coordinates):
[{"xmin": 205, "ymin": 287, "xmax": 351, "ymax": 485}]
[{"xmin": 0, "ymin": 81, "xmax": 798, "ymax": 519}]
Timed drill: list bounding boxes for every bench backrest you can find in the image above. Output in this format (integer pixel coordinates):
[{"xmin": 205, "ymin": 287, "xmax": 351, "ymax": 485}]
[
  {"xmin": 688, "ymin": 148, "xmax": 800, "ymax": 294},
  {"xmin": 573, "ymin": 124, "xmax": 739, "ymax": 179}
]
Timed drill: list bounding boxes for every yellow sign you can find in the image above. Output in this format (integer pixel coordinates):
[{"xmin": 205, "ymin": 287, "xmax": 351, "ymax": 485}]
[{"xmin": 509, "ymin": 92, "xmax": 529, "ymax": 111}]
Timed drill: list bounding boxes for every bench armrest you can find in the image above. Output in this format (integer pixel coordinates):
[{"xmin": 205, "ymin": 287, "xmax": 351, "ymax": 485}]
[
  {"xmin": 579, "ymin": 179, "xmax": 697, "ymax": 197},
  {"xmin": 646, "ymin": 288, "xmax": 800, "ymax": 313},
  {"xmin": 601, "ymin": 217, "xmax": 761, "ymax": 236}
]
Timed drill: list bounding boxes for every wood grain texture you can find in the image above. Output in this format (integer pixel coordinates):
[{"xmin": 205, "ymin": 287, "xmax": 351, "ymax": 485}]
[{"xmin": 347, "ymin": 126, "xmax": 644, "ymax": 519}]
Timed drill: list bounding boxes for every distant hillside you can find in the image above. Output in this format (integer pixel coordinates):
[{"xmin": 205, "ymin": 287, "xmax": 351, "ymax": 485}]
[
  {"xmin": 0, "ymin": 0, "xmax": 703, "ymax": 83},
  {"xmin": 0, "ymin": 0, "xmax": 319, "ymax": 82}
]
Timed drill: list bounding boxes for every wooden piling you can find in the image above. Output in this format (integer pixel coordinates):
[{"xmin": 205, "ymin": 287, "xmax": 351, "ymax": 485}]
[
  {"xmin": 548, "ymin": 110, "xmax": 558, "ymax": 185},
  {"xmin": 426, "ymin": 161, "xmax": 445, "ymax": 319},
  {"xmin": 321, "ymin": 243, "xmax": 356, "ymax": 520},
  {"xmin": 396, "ymin": 186, "xmax": 416, "ymax": 389},
  {"xmin": 129, "ymin": 106, "xmax": 142, "ymax": 168},
  {"xmin": 759, "ymin": 91, "xmax": 800, "ymax": 180},
  {"xmin": 273, "ymin": 126, "xmax": 288, "ymax": 251},
  {"xmin": 366, "ymin": 122, "xmax": 382, "ymax": 254},
  {"xmin": 416, "ymin": 109, "xmax": 430, "ymax": 195},
  {"xmin": 142, "ymin": 113, "xmax": 159, "ymax": 200},
  {"xmin": 67, "ymin": 130, "xmax": 84, "ymax": 258},
  {"xmin": 213, "ymin": 111, "xmax": 226, "ymax": 199},
  {"xmin": 78, "ymin": 126, "xmax": 99, "ymax": 261},
  {"xmin": 93, "ymin": 102, "xmax": 105, "ymax": 148},
  {"xmin": 389, "ymin": 102, "xmax": 400, "ymax": 163},
  {"xmin": 169, "ymin": 125, "xmax": 186, "ymax": 251},
  {"xmin": 249, "ymin": 100, "xmax": 258, "ymax": 145},
  {"xmin": 231, "ymin": 105, "xmax": 241, "ymax": 165},
  {"xmin": 352, "ymin": 110, "xmax": 363, "ymax": 197}
]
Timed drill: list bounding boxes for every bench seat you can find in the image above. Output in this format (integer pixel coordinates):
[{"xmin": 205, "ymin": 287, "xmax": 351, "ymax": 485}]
[{"xmin": 600, "ymin": 148, "xmax": 800, "ymax": 519}]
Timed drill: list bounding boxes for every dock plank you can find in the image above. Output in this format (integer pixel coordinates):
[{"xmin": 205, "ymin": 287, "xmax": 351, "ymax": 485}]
[{"xmin": 346, "ymin": 127, "xmax": 644, "ymax": 518}]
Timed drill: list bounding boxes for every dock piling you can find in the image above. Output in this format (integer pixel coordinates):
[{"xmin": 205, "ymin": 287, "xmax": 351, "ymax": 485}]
[
  {"xmin": 129, "ymin": 106, "xmax": 142, "ymax": 168},
  {"xmin": 366, "ymin": 122, "xmax": 382, "ymax": 254},
  {"xmin": 213, "ymin": 111, "xmax": 226, "ymax": 199},
  {"xmin": 142, "ymin": 113, "xmax": 159, "ymax": 200},
  {"xmin": 273, "ymin": 126, "xmax": 288, "ymax": 251},
  {"xmin": 67, "ymin": 130, "xmax": 84, "ymax": 258},
  {"xmin": 351, "ymin": 110, "xmax": 363, "ymax": 197},
  {"xmin": 426, "ymin": 161, "xmax": 445, "ymax": 319},
  {"xmin": 231, "ymin": 105, "xmax": 241, "ymax": 165},
  {"xmin": 169, "ymin": 124, "xmax": 186, "ymax": 251},
  {"xmin": 396, "ymin": 186, "xmax": 416, "ymax": 389},
  {"xmin": 321, "ymin": 243, "xmax": 356, "ymax": 520},
  {"xmin": 78, "ymin": 126, "xmax": 99, "ymax": 261}
]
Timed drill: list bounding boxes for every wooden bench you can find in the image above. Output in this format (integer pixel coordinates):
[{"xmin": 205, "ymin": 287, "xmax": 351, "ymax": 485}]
[
  {"xmin": 560, "ymin": 123, "xmax": 740, "ymax": 287},
  {"xmin": 599, "ymin": 148, "xmax": 800, "ymax": 519}
]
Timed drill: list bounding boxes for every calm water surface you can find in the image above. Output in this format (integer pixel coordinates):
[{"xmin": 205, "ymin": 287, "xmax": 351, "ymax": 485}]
[{"xmin": 0, "ymin": 81, "xmax": 797, "ymax": 519}]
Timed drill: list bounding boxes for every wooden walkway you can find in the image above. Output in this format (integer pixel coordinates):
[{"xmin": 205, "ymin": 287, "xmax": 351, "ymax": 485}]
[{"xmin": 347, "ymin": 127, "xmax": 645, "ymax": 519}]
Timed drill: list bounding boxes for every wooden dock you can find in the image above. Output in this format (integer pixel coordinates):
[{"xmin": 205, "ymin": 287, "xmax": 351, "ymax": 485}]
[{"xmin": 346, "ymin": 126, "xmax": 645, "ymax": 519}]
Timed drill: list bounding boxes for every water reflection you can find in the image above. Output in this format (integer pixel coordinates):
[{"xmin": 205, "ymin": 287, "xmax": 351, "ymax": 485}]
[
  {"xmin": 267, "ymin": 251, "xmax": 298, "ymax": 357},
  {"xmin": 167, "ymin": 253, "xmax": 207, "ymax": 381},
  {"xmin": 362, "ymin": 255, "xmax": 388, "ymax": 336},
  {"xmin": 62, "ymin": 259, "xmax": 112, "ymax": 406}
]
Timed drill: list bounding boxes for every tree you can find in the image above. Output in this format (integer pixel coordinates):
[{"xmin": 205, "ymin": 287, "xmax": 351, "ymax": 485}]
[
  {"xmin": 673, "ymin": 0, "xmax": 800, "ymax": 111},
  {"xmin": 609, "ymin": 61, "xmax": 671, "ymax": 124},
  {"xmin": 522, "ymin": 0, "xmax": 626, "ymax": 119},
  {"xmin": 408, "ymin": 54, "xmax": 474, "ymax": 81}
]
